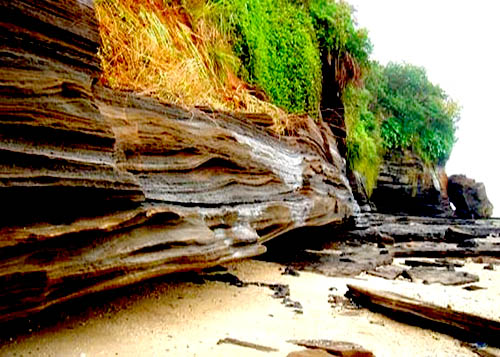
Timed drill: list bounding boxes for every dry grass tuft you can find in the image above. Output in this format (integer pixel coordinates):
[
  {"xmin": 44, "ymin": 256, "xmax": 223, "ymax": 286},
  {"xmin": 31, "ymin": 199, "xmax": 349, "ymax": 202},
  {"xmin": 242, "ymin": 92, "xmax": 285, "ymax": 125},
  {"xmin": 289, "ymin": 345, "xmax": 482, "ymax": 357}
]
[
  {"xmin": 95, "ymin": 0, "xmax": 290, "ymax": 133},
  {"xmin": 336, "ymin": 52, "xmax": 363, "ymax": 92}
]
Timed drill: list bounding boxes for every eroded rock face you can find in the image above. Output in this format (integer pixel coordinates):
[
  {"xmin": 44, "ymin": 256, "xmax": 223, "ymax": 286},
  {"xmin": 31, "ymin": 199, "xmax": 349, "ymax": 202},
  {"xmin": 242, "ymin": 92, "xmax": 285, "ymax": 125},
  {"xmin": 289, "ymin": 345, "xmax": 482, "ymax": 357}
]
[
  {"xmin": 448, "ymin": 175, "xmax": 493, "ymax": 218},
  {"xmin": 0, "ymin": 0, "xmax": 356, "ymax": 322},
  {"xmin": 369, "ymin": 151, "xmax": 452, "ymax": 217}
]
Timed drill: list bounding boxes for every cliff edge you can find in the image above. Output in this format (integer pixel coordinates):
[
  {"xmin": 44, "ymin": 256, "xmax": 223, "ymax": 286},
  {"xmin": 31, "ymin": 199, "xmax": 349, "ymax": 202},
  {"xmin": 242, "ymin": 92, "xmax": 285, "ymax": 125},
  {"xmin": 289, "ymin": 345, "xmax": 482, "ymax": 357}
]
[{"xmin": 0, "ymin": 0, "xmax": 357, "ymax": 322}]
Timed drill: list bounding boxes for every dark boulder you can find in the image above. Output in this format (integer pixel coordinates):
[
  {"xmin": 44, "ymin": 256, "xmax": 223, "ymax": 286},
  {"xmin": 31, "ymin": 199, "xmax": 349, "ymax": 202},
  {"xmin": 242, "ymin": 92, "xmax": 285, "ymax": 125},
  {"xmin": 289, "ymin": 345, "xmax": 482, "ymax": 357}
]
[{"xmin": 448, "ymin": 175, "xmax": 493, "ymax": 218}]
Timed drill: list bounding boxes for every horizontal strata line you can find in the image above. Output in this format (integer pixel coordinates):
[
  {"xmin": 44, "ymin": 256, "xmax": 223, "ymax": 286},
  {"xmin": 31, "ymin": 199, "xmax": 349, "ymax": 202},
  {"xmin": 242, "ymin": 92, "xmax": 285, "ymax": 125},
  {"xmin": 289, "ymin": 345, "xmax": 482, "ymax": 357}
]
[
  {"xmin": 0, "ymin": 176, "xmax": 140, "ymax": 188},
  {"xmin": 144, "ymin": 197, "xmax": 314, "ymax": 209},
  {"xmin": 0, "ymin": 146, "xmax": 115, "ymax": 166}
]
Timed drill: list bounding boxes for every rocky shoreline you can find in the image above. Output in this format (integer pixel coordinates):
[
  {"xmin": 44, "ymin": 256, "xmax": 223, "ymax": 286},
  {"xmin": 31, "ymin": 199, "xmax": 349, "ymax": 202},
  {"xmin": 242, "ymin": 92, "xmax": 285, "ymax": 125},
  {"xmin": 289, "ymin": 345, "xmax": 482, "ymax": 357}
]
[
  {"xmin": 1, "ymin": 258, "xmax": 498, "ymax": 356},
  {"xmin": 0, "ymin": 1, "xmax": 499, "ymax": 356}
]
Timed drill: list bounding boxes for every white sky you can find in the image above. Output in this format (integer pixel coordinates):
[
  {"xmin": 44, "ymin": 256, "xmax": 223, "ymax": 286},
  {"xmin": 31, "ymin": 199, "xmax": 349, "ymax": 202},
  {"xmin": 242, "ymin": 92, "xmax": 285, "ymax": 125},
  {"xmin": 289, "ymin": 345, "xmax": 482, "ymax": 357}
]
[{"xmin": 348, "ymin": 0, "xmax": 500, "ymax": 217}]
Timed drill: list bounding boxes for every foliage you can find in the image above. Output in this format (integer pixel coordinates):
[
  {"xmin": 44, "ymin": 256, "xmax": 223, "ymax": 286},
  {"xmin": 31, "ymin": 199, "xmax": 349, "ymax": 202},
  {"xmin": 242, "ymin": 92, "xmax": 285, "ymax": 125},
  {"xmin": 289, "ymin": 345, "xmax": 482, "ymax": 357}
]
[
  {"xmin": 214, "ymin": 0, "xmax": 372, "ymax": 116},
  {"xmin": 96, "ymin": 0, "xmax": 373, "ymax": 130},
  {"xmin": 96, "ymin": 0, "xmax": 458, "ymax": 171},
  {"xmin": 308, "ymin": 0, "xmax": 372, "ymax": 89},
  {"xmin": 216, "ymin": 0, "xmax": 322, "ymax": 116},
  {"xmin": 343, "ymin": 82, "xmax": 382, "ymax": 195},
  {"xmin": 95, "ymin": 0, "xmax": 288, "ymax": 130},
  {"xmin": 367, "ymin": 62, "xmax": 459, "ymax": 165},
  {"xmin": 343, "ymin": 61, "xmax": 459, "ymax": 194}
]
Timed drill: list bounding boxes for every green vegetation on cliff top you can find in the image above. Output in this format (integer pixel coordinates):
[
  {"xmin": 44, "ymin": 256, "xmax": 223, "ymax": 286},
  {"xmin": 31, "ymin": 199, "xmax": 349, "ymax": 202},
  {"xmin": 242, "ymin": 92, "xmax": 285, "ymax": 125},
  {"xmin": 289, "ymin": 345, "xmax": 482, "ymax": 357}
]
[
  {"xmin": 370, "ymin": 62, "xmax": 459, "ymax": 165},
  {"xmin": 96, "ymin": 0, "xmax": 459, "ymax": 194}
]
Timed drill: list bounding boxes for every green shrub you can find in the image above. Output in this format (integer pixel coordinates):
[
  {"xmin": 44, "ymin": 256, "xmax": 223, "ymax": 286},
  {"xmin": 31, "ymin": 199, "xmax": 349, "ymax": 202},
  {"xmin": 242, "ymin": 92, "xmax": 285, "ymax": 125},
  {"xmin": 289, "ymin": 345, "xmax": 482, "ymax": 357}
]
[
  {"xmin": 343, "ymin": 82, "xmax": 382, "ymax": 195},
  {"xmin": 371, "ymin": 62, "xmax": 460, "ymax": 164},
  {"xmin": 308, "ymin": 0, "xmax": 371, "ymax": 65},
  {"xmin": 217, "ymin": 0, "xmax": 322, "ymax": 115}
]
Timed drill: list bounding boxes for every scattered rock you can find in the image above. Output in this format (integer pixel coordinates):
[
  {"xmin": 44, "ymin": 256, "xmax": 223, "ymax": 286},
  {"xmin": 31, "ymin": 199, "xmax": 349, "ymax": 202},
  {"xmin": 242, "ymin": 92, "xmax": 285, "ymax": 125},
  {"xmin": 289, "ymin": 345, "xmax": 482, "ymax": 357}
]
[
  {"xmin": 282, "ymin": 266, "xmax": 301, "ymax": 277},
  {"xmin": 328, "ymin": 295, "xmax": 346, "ymax": 305},
  {"xmin": 249, "ymin": 282, "xmax": 303, "ymax": 313},
  {"xmin": 283, "ymin": 298, "xmax": 302, "ymax": 310},
  {"xmin": 289, "ymin": 339, "xmax": 375, "ymax": 357},
  {"xmin": 281, "ymin": 295, "xmax": 303, "ymax": 314},
  {"xmin": 369, "ymin": 319, "xmax": 385, "ymax": 327},
  {"xmin": 484, "ymin": 264, "xmax": 495, "ymax": 271},
  {"xmin": 263, "ymin": 213, "xmax": 500, "ymax": 282},
  {"xmin": 340, "ymin": 213, "xmax": 500, "ymax": 244},
  {"xmin": 328, "ymin": 294, "xmax": 361, "ymax": 311},
  {"xmin": 197, "ymin": 272, "xmax": 305, "ymax": 312},
  {"xmin": 378, "ymin": 232, "xmax": 396, "ymax": 245},
  {"xmin": 268, "ymin": 284, "xmax": 290, "ymax": 299}
]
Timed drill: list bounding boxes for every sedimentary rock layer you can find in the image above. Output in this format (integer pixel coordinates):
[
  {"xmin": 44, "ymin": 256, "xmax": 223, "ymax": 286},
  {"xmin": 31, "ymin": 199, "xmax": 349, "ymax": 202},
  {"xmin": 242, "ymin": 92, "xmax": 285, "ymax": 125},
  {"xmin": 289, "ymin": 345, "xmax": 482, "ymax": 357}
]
[
  {"xmin": 370, "ymin": 151, "xmax": 452, "ymax": 217},
  {"xmin": 343, "ymin": 213, "xmax": 500, "ymax": 243},
  {"xmin": 0, "ymin": 0, "xmax": 356, "ymax": 321}
]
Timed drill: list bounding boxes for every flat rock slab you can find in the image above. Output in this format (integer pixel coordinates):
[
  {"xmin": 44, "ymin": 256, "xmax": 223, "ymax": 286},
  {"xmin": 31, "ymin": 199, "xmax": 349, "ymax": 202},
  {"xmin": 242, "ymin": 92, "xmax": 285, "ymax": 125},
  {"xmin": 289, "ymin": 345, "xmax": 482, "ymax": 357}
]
[
  {"xmin": 285, "ymin": 244, "xmax": 393, "ymax": 277},
  {"xmin": 391, "ymin": 237, "xmax": 500, "ymax": 258},
  {"xmin": 344, "ymin": 213, "xmax": 500, "ymax": 243},
  {"xmin": 435, "ymin": 258, "xmax": 465, "ymax": 267},
  {"xmin": 289, "ymin": 340, "xmax": 375, "ymax": 357},
  {"xmin": 368, "ymin": 265, "xmax": 406, "ymax": 280},
  {"xmin": 444, "ymin": 226, "xmax": 477, "ymax": 242},
  {"xmin": 404, "ymin": 259, "xmax": 463, "ymax": 268},
  {"xmin": 404, "ymin": 268, "xmax": 479, "ymax": 285},
  {"xmin": 404, "ymin": 267, "xmax": 479, "ymax": 285}
]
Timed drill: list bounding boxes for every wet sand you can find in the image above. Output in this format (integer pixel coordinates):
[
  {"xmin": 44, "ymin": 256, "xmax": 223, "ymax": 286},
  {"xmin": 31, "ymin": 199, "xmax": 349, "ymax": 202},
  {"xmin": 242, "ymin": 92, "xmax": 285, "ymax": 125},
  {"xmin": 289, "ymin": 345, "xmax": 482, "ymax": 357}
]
[{"xmin": 0, "ymin": 259, "xmax": 498, "ymax": 357}]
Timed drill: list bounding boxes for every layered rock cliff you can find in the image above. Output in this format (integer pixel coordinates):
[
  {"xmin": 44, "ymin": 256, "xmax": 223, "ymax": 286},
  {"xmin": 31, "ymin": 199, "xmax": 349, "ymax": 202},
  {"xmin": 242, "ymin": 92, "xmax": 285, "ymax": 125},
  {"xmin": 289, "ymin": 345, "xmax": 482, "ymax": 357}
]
[
  {"xmin": 369, "ymin": 150, "xmax": 452, "ymax": 217},
  {"xmin": 0, "ymin": 0, "xmax": 357, "ymax": 322}
]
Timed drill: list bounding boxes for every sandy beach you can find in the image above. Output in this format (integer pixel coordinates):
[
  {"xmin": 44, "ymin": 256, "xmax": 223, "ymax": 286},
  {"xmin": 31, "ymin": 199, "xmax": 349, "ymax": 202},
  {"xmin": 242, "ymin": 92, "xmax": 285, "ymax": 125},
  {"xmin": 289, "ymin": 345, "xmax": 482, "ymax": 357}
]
[{"xmin": 0, "ymin": 258, "xmax": 498, "ymax": 357}]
